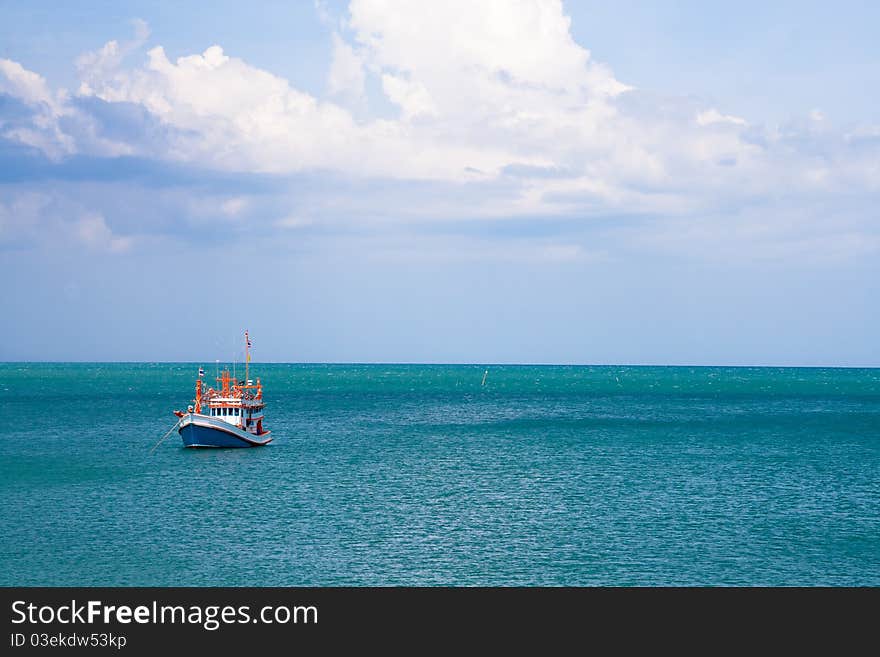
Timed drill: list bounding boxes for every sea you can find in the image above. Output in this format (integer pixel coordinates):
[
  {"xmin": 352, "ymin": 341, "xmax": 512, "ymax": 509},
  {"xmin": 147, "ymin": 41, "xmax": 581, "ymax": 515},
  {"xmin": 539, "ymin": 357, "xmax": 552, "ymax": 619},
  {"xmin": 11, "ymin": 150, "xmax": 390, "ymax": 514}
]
[{"xmin": 1, "ymin": 363, "xmax": 878, "ymax": 586}]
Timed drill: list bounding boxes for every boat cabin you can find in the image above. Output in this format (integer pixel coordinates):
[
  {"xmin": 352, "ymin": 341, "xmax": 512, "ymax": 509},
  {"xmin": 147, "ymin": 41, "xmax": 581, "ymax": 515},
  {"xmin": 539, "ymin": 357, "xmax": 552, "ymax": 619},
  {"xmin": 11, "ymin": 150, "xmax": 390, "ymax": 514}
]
[{"xmin": 194, "ymin": 369, "xmax": 265, "ymax": 435}]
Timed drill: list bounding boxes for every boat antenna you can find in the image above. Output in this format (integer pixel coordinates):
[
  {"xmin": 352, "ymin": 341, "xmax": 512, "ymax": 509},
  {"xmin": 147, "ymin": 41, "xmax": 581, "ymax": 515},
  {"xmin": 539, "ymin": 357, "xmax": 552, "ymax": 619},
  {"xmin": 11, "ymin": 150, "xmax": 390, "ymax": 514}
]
[{"xmin": 245, "ymin": 329, "xmax": 251, "ymax": 385}]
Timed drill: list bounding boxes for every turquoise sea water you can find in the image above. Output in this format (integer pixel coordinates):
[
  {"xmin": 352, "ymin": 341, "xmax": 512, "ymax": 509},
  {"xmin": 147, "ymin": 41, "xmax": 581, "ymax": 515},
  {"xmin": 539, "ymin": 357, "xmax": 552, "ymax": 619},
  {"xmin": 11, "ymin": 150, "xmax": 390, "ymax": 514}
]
[{"xmin": 1, "ymin": 363, "xmax": 878, "ymax": 586}]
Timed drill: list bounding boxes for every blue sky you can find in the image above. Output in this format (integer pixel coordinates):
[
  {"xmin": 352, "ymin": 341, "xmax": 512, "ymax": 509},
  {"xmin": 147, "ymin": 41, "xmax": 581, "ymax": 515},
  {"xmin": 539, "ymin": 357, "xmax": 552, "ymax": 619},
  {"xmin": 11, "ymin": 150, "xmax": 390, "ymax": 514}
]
[{"xmin": 1, "ymin": 0, "xmax": 878, "ymax": 365}]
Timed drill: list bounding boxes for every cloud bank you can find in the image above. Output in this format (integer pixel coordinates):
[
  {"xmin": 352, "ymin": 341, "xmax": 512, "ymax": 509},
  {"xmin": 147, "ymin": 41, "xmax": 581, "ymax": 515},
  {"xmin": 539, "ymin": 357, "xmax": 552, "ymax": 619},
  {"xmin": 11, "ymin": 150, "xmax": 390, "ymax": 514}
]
[{"xmin": 0, "ymin": 0, "xmax": 878, "ymax": 260}]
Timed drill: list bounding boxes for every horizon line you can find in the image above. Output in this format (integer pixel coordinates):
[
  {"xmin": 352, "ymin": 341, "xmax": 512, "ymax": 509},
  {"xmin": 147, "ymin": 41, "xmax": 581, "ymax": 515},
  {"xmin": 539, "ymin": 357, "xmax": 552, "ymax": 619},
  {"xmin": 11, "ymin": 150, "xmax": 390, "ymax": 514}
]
[{"xmin": 1, "ymin": 360, "xmax": 879, "ymax": 369}]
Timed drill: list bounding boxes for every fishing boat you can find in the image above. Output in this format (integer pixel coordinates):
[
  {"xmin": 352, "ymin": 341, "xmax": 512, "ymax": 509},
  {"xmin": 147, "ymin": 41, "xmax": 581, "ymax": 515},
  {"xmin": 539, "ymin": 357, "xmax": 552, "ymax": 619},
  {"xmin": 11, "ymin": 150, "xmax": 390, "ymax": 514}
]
[{"xmin": 173, "ymin": 331, "xmax": 272, "ymax": 448}]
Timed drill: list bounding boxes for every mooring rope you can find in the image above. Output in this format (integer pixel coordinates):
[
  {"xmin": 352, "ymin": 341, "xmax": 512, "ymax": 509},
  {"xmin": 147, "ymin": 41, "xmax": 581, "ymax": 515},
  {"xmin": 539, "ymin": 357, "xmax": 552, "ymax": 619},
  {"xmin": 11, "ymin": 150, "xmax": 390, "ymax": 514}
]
[{"xmin": 149, "ymin": 419, "xmax": 181, "ymax": 455}]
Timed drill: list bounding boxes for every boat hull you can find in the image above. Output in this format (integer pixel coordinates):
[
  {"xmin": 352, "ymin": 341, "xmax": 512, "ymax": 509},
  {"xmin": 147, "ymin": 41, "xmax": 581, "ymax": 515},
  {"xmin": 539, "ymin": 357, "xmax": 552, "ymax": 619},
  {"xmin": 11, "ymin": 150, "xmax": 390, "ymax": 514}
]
[{"xmin": 178, "ymin": 413, "xmax": 272, "ymax": 448}]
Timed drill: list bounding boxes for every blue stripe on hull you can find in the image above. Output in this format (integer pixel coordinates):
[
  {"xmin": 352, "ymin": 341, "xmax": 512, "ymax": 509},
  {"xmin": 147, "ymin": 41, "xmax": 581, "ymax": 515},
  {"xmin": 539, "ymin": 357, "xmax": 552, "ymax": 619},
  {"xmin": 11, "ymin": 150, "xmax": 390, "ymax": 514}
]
[{"xmin": 177, "ymin": 414, "xmax": 272, "ymax": 448}]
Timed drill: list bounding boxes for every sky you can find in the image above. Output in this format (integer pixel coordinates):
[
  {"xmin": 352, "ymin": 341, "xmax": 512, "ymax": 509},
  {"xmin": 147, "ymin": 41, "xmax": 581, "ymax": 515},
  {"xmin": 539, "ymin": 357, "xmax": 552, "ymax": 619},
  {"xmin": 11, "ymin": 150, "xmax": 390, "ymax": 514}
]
[{"xmin": 1, "ymin": 0, "xmax": 878, "ymax": 365}]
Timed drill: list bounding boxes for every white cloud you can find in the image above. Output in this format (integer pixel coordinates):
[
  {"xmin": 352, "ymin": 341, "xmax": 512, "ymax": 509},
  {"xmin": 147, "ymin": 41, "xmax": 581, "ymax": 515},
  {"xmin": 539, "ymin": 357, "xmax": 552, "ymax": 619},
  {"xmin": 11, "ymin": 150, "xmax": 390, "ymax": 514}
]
[
  {"xmin": 0, "ymin": 1, "xmax": 774, "ymax": 202},
  {"xmin": 0, "ymin": 58, "xmax": 75, "ymax": 159},
  {"xmin": 0, "ymin": 0, "xmax": 877, "ymax": 262},
  {"xmin": 73, "ymin": 37, "xmax": 528, "ymax": 181},
  {"xmin": 349, "ymin": 0, "xmax": 630, "ymax": 100},
  {"xmin": 0, "ymin": 59, "xmax": 55, "ymax": 107},
  {"xmin": 1, "ymin": 21, "xmax": 157, "ymax": 160},
  {"xmin": 0, "ymin": 191, "xmax": 133, "ymax": 253},
  {"xmin": 68, "ymin": 1, "xmax": 642, "ymax": 186},
  {"xmin": 327, "ymin": 33, "xmax": 366, "ymax": 103},
  {"xmin": 220, "ymin": 197, "xmax": 248, "ymax": 216},
  {"xmin": 696, "ymin": 108, "xmax": 747, "ymax": 127},
  {"xmin": 380, "ymin": 73, "xmax": 437, "ymax": 120},
  {"xmin": 74, "ymin": 213, "xmax": 133, "ymax": 253},
  {"xmin": 76, "ymin": 18, "xmax": 151, "ymax": 95}
]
